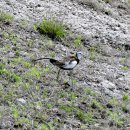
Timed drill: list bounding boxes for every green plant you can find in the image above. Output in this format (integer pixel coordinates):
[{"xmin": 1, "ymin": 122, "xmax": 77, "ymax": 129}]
[
  {"xmin": 15, "ymin": 50, "xmax": 20, "ymax": 56},
  {"xmin": 27, "ymin": 39, "xmax": 33, "ymax": 47},
  {"xmin": 109, "ymin": 97, "xmax": 118, "ymax": 106},
  {"xmin": 23, "ymin": 62, "xmax": 32, "ymax": 68},
  {"xmin": 108, "ymin": 111, "xmax": 124, "ymax": 127},
  {"xmin": 46, "ymin": 103, "xmax": 53, "ymax": 109},
  {"xmin": 89, "ymin": 46, "xmax": 97, "ymax": 61},
  {"xmin": 59, "ymin": 105, "xmax": 94, "ymax": 123},
  {"xmin": 121, "ymin": 66, "xmax": 129, "ymax": 71},
  {"xmin": 121, "ymin": 104, "xmax": 127, "ymax": 112},
  {"xmin": 27, "ymin": 67, "xmax": 42, "ymax": 79},
  {"xmin": 76, "ymin": 110, "xmax": 94, "ymax": 123},
  {"xmin": 37, "ymin": 18, "xmax": 66, "ymax": 40},
  {"xmin": 12, "ymin": 105, "xmax": 19, "ymax": 119},
  {"xmin": 128, "ymin": 0, "xmax": 130, "ymax": 3},
  {"xmin": 69, "ymin": 92, "xmax": 77, "ymax": 101},
  {"xmin": 74, "ymin": 35, "xmax": 82, "ymax": 48},
  {"xmin": 0, "ymin": 11, "xmax": 14, "ymax": 23},
  {"xmin": 8, "ymin": 73, "xmax": 21, "ymax": 82},
  {"xmin": 91, "ymin": 100, "xmax": 103, "ymax": 109},
  {"xmin": 18, "ymin": 19, "xmax": 28, "ymax": 28},
  {"xmin": 84, "ymin": 87, "xmax": 96, "ymax": 96},
  {"xmin": 41, "ymin": 123, "xmax": 49, "ymax": 130},
  {"xmin": 0, "ymin": 63, "xmax": 21, "ymax": 82},
  {"xmin": 122, "ymin": 93, "xmax": 129, "ymax": 101}
]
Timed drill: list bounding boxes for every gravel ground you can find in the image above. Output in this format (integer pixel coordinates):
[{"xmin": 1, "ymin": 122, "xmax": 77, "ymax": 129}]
[{"xmin": 0, "ymin": 0, "xmax": 130, "ymax": 129}]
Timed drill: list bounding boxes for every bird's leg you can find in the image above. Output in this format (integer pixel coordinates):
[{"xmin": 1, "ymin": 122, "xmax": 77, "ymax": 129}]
[
  {"xmin": 56, "ymin": 69, "xmax": 61, "ymax": 81},
  {"xmin": 69, "ymin": 70, "xmax": 74, "ymax": 87}
]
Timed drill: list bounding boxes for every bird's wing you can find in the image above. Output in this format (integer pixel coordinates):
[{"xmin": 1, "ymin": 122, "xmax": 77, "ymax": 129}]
[
  {"xmin": 49, "ymin": 59, "xmax": 65, "ymax": 67},
  {"xmin": 63, "ymin": 56, "xmax": 76, "ymax": 63}
]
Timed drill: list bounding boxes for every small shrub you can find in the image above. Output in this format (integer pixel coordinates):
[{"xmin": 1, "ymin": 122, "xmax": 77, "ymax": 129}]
[
  {"xmin": 37, "ymin": 18, "xmax": 66, "ymax": 40},
  {"xmin": 0, "ymin": 11, "xmax": 14, "ymax": 24},
  {"xmin": 89, "ymin": 46, "xmax": 97, "ymax": 61},
  {"xmin": 122, "ymin": 93, "xmax": 129, "ymax": 101},
  {"xmin": 91, "ymin": 100, "xmax": 103, "ymax": 109},
  {"xmin": 76, "ymin": 110, "xmax": 94, "ymax": 123},
  {"xmin": 74, "ymin": 35, "xmax": 82, "ymax": 48},
  {"xmin": 108, "ymin": 111, "xmax": 124, "ymax": 127},
  {"xmin": 84, "ymin": 87, "xmax": 96, "ymax": 96},
  {"xmin": 0, "ymin": 63, "xmax": 20, "ymax": 82},
  {"xmin": 121, "ymin": 66, "xmax": 129, "ymax": 71}
]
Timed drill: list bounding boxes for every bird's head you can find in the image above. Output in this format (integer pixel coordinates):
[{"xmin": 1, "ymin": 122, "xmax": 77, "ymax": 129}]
[{"xmin": 76, "ymin": 51, "xmax": 83, "ymax": 60}]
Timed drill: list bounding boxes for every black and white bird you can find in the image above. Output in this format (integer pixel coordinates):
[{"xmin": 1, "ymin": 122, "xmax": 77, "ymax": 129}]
[{"xmin": 34, "ymin": 52, "xmax": 83, "ymax": 80}]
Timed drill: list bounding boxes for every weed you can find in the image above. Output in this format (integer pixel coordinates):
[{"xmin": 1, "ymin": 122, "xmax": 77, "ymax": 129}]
[
  {"xmin": 27, "ymin": 67, "xmax": 42, "ymax": 79},
  {"xmin": 0, "ymin": 11, "xmax": 14, "ymax": 24},
  {"xmin": 0, "ymin": 63, "xmax": 21, "ymax": 82},
  {"xmin": 33, "ymin": 24, "xmax": 37, "ymax": 31},
  {"xmin": 84, "ymin": 87, "xmax": 96, "ymax": 96},
  {"xmin": 71, "ymin": 79, "xmax": 77, "ymax": 85},
  {"xmin": 121, "ymin": 104, "xmax": 127, "ymax": 113},
  {"xmin": 91, "ymin": 100, "xmax": 103, "ymax": 109},
  {"xmin": 122, "ymin": 93, "xmax": 129, "ymax": 101},
  {"xmin": 59, "ymin": 105, "xmax": 94, "ymax": 123},
  {"xmin": 23, "ymin": 62, "xmax": 32, "ymax": 68},
  {"xmin": 128, "ymin": 0, "xmax": 130, "ymax": 3},
  {"xmin": 15, "ymin": 50, "xmax": 20, "ymax": 56},
  {"xmin": 12, "ymin": 105, "xmax": 19, "ymax": 119},
  {"xmin": 89, "ymin": 45, "xmax": 97, "ymax": 61},
  {"xmin": 27, "ymin": 39, "xmax": 33, "ymax": 47},
  {"xmin": 109, "ymin": 97, "xmax": 118, "ymax": 106},
  {"xmin": 59, "ymin": 105, "xmax": 74, "ymax": 113},
  {"xmin": 41, "ymin": 123, "xmax": 50, "ymax": 130},
  {"xmin": 8, "ymin": 73, "xmax": 21, "ymax": 82},
  {"xmin": 46, "ymin": 103, "xmax": 53, "ymax": 109},
  {"xmin": 81, "ymin": 0, "xmax": 101, "ymax": 11},
  {"xmin": 74, "ymin": 35, "xmax": 82, "ymax": 48},
  {"xmin": 11, "ymin": 57, "xmax": 22, "ymax": 64},
  {"xmin": 57, "ymin": 90, "xmax": 68, "ymax": 98},
  {"xmin": 37, "ymin": 18, "xmax": 66, "ymax": 40},
  {"xmin": 42, "ymin": 88, "xmax": 48, "ymax": 99},
  {"xmin": 76, "ymin": 110, "xmax": 94, "ymax": 123},
  {"xmin": 108, "ymin": 111, "xmax": 124, "ymax": 127},
  {"xmin": 119, "ymin": 58, "xmax": 126, "ymax": 65},
  {"xmin": 18, "ymin": 19, "xmax": 28, "ymax": 28},
  {"xmin": 50, "ymin": 52, "xmax": 56, "ymax": 58},
  {"xmin": 121, "ymin": 66, "xmax": 129, "ymax": 71},
  {"xmin": 69, "ymin": 92, "xmax": 77, "ymax": 101}
]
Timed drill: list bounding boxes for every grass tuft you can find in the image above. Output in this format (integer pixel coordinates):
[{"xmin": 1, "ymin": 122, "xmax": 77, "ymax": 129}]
[
  {"xmin": 0, "ymin": 11, "xmax": 14, "ymax": 24},
  {"xmin": 37, "ymin": 18, "xmax": 66, "ymax": 40}
]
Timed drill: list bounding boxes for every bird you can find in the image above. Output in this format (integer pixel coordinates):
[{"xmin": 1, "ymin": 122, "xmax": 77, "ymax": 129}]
[{"xmin": 33, "ymin": 52, "xmax": 83, "ymax": 81}]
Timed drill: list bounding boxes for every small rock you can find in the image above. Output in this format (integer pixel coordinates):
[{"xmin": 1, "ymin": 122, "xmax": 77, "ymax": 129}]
[
  {"xmin": 101, "ymin": 80, "xmax": 116, "ymax": 91},
  {"xmin": 35, "ymin": 105, "xmax": 42, "ymax": 111},
  {"xmin": 16, "ymin": 98, "xmax": 26, "ymax": 105}
]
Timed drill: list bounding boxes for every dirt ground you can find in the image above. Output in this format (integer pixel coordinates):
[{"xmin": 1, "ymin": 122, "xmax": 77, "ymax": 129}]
[{"xmin": 0, "ymin": 0, "xmax": 130, "ymax": 129}]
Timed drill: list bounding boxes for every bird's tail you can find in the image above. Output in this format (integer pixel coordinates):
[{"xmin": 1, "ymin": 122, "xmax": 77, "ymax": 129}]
[
  {"xmin": 33, "ymin": 57, "xmax": 51, "ymax": 62},
  {"xmin": 33, "ymin": 58, "xmax": 63, "ymax": 67}
]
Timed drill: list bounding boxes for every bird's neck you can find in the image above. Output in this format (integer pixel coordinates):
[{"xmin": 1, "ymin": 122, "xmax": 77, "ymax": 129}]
[{"xmin": 75, "ymin": 57, "xmax": 80, "ymax": 64}]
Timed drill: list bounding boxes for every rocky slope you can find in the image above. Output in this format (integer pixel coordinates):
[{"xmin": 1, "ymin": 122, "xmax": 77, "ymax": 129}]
[{"xmin": 0, "ymin": 0, "xmax": 130, "ymax": 129}]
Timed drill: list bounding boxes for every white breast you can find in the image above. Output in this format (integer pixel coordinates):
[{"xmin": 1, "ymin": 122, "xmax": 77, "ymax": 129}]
[{"xmin": 63, "ymin": 61, "xmax": 77, "ymax": 69}]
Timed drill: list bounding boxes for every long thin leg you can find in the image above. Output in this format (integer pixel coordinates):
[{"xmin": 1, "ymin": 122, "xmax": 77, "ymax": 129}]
[
  {"xmin": 69, "ymin": 70, "xmax": 73, "ymax": 87},
  {"xmin": 57, "ymin": 69, "xmax": 61, "ymax": 81}
]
